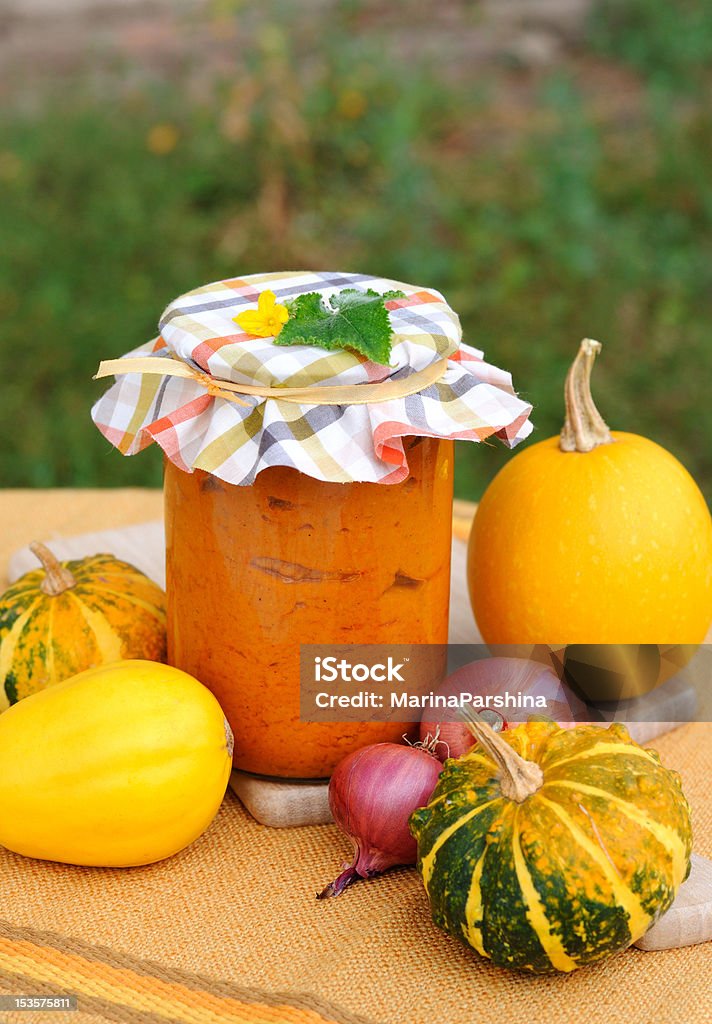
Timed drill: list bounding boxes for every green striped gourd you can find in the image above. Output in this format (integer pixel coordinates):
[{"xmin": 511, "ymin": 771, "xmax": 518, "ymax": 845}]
[
  {"xmin": 0, "ymin": 543, "xmax": 166, "ymax": 709},
  {"xmin": 410, "ymin": 720, "xmax": 691, "ymax": 973}
]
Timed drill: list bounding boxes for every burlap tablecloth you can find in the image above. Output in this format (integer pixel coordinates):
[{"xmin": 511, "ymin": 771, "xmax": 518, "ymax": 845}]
[{"xmin": 0, "ymin": 490, "xmax": 710, "ymax": 1024}]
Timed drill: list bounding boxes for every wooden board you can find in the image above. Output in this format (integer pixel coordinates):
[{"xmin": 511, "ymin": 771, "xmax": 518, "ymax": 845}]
[{"xmin": 229, "ymin": 772, "xmax": 332, "ymax": 828}]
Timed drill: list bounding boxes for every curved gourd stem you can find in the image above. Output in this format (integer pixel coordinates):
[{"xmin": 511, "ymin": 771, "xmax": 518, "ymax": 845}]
[
  {"xmin": 560, "ymin": 338, "xmax": 614, "ymax": 453},
  {"xmin": 29, "ymin": 541, "xmax": 77, "ymax": 596},
  {"xmin": 464, "ymin": 712, "xmax": 543, "ymax": 803}
]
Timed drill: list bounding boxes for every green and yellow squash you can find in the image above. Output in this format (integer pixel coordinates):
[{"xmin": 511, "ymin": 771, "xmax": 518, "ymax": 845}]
[
  {"xmin": 0, "ymin": 543, "xmax": 166, "ymax": 709},
  {"xmin": 410, "ymin": 720, "xmax": 692, "ymax": 973}
]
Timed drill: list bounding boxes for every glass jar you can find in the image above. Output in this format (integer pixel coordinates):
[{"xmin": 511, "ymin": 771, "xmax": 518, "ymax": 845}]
[{"xmin": 164, "ymin": 437, "xmax": 453, "ymax": 779}]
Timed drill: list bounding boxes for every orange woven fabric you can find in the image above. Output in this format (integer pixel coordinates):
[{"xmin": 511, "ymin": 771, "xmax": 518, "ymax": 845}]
[
  {"xmin": 0, "ymin": 491, "xmax": 710, "ymax": 1024},
  {"xmin": 0, "ymin": 725, "xmax": 709, "ymax": 1024},
  {"xmin": 0, "ymin": 924, "xmax": 372, "ymax": 1024}
]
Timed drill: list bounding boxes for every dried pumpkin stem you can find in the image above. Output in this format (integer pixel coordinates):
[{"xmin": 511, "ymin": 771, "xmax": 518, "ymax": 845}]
[
  {"xmin": 560, "ymin": 338, "xmax": 614, "ymax": 453},
  {"xmin": 464, "ymin": 713, "xmax": 543, "ymax": 803},
  {"xmin": 29, "ymin": 541, "xmax": 77, "ymax": 596}
]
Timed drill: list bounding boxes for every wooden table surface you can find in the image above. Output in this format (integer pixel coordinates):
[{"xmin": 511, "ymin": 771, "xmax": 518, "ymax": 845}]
[{"xmin": 0, "ymin": 489, "xmax": 164, "ymax": 587}]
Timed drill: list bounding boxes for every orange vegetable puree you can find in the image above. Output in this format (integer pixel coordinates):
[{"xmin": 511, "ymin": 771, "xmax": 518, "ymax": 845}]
[{"xmin": 164, "ymin": 437, "xmax": 453, "ymax": 778}]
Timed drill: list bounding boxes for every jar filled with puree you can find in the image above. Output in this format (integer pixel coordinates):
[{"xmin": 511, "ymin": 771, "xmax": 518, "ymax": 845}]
[{"xmin": 92, "ymin": 271, "xmax": 533, "ymax": 779}]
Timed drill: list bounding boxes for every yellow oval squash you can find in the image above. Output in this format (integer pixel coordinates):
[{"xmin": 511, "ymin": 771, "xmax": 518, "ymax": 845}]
[
  {"xmin": 0, "ymin": 543, "xmax": 166, "ymax": 710},
  {"xmin": 0, "ymin": 660, "xmax": 233, "ymax": 867}
]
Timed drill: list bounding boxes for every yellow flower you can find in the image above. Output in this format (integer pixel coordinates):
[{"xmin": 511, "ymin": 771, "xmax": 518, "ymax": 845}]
[{"xmin": 234, "ymin": 290, "xmax": 290, "ymax": 338}]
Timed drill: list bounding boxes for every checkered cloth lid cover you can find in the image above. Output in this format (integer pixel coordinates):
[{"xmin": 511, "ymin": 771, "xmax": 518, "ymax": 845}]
[{"xmin": 91, "ymin": 270, "xmax": 533, "ymax": 485}]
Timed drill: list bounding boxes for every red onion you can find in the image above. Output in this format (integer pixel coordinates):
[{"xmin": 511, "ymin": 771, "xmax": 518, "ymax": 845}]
[
  {"xmin": 420, "ymin": 656, "xmax": 587, "ymax": 760},
  {"xmin": 317, "ymin": 742, "xmax": 442, "ymax": 899}
]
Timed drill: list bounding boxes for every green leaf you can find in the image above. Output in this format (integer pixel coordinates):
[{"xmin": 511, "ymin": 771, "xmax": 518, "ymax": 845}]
[{"xmin": 275, "ymin": 288, "xmax": 404, "ymax": 366}]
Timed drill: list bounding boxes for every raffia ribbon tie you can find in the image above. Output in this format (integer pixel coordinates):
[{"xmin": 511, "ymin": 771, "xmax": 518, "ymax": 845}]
[
  {"xmin": 195, "ymin": 371, "xmax": 235, "ymax": 403},
  {"xmin": 94, "ymin": 354, "xmax": 450, "ymax": 407}
]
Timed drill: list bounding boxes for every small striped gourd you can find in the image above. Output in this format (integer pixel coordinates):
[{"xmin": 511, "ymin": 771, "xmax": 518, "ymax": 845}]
[
  {"xmin": 0, "ymin": 543, "xmax": 166, "ymax": 709},
  {"xmin": 410, "ymin": 720, "xmax": 692, "ymax": 973}
]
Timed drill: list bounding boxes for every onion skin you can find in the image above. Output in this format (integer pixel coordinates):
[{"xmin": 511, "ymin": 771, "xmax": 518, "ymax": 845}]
[
  {"xmin": 318, "ymin": 742, "xmax": 442, "ymax": 899},
  {"xmin": 419, "ymin": 657, "xmax": 586, "ymax": 761}
]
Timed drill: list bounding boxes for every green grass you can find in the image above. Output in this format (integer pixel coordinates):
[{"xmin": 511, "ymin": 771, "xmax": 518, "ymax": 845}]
[
  {"xmin": 589, "ymin": 0, "xmax": 712, "ymax": 90},
  {"xmin": 1, "ymin": 0, "xmax": 711, "ymax": 505}
]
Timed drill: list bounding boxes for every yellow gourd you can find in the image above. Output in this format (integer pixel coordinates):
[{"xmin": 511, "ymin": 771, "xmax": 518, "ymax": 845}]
[
  {"xmin": 0, "ymin": 660, "xmax": 233, "ymax": 867},
  {"xmin": 468, "ymin": 340, "xmax": 712, "ymax": 660},
  {"xmin": 0, "ymin": 544, "xmax": 166, "ymax": 709}
]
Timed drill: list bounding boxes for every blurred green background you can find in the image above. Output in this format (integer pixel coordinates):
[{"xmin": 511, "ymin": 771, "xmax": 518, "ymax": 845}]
[{"xmin": 2, "ymin": 0, "xmax": 711, "ymax": 502}]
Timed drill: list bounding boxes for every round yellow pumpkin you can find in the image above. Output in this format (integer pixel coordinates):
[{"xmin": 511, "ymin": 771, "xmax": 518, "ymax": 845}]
[
  {"xmin": 468, "ymin": 341, "xmax": 712, "ymax": 658},
  {"xmin": 0, "ymin": 660, "xmax": 234, "ymax": 867},
  {"xmin": 0, "ymin": 543, "xmax": 166, "ymax": 710}
]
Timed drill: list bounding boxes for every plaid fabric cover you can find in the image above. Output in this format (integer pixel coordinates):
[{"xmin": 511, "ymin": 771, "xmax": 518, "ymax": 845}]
[{"xmin": 91, "ymin": 270, "xmax": 534, "ymax": 484}]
